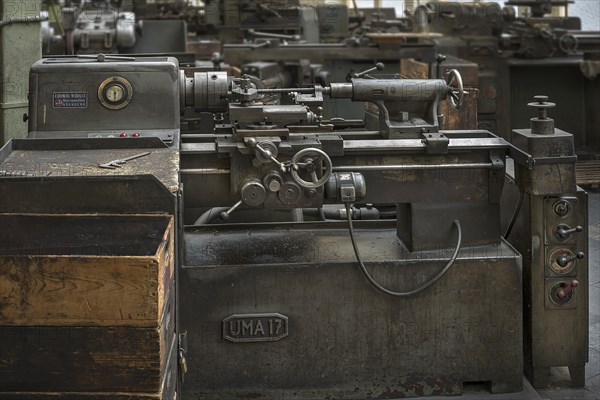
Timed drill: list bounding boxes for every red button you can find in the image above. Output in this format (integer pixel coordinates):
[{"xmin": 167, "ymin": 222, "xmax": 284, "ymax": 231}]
[
  {"xmin": 132, "ymin": 133, "xmax": 141, "ymax": 138},
  {"xmin": 119, "ymin": 133, "xmax": 128, "ymax": 138}
]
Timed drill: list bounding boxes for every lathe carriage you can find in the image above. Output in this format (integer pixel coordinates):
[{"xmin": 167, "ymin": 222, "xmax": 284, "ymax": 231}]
[{"xmin": 0, "ymin": 56, "xmax": 588, "ymax": 399}]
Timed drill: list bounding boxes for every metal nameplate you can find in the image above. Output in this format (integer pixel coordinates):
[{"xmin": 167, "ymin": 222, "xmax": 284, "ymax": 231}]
[
  {"xmin": 53, "ymin": 92, "xmax": 88, "ymax": 109},
  {"xmin": 223, "ymin": 313, "xmax": 289, "ymax": 343}
]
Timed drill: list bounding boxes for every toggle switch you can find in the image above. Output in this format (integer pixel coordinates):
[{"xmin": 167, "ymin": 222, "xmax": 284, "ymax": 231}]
[
  {"xmin": 556, "ymin": 252, "xmax": 585, "ymax": 268},
  {"xmin": 556, "ymin": 279, "xmax": 579, "ymax": 300},
  {"xmin": 549, "ymin": 248, "xmax": 584, "ymax": 274},
  {"xmin": 554, "ymin": 224, "xmax": 583, "ymax": 241},
  {"xmin": 550, "ymin": 279, "xmax": 579, "ymax": 305}
]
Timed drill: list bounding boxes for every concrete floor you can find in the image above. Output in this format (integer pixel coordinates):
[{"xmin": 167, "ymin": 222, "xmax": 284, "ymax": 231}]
[{"xmin": 418, "ymin": 188, "xmax": 600, "ymax": 400}]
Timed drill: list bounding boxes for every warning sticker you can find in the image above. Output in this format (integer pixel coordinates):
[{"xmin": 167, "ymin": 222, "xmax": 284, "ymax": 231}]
[{"xmin": 53, "ymin": 92, "xmax": 88, "ymax": 109}]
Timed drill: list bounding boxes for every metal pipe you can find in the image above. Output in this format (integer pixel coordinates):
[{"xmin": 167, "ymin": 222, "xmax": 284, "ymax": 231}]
[
  {"xmin": 333, "ymin": 162, "xmax": 499, "ymax": 171},
  {"xmin": 181, "ymin": 169, "xmax": 231, "ymax": 175},
  {"xmin": 257, "ymin": 87, "xmax": 316, "ymax": 94},
  {"xmin": 0, "ymin": 16, "xmax": 45, "ymax": 28}
]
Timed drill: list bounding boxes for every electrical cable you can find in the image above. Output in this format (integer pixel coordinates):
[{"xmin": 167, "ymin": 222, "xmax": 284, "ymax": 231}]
[
  {"xmin": 345, "ymin": 204, "xmax": 462, "ymax": 297},
  {"xmin": 318, "ymin": 208, "xmax": 327, "ymax": 221},
  {"xmin": 503, "ymin": 185, "xmax": 524, "ymax": 240}
]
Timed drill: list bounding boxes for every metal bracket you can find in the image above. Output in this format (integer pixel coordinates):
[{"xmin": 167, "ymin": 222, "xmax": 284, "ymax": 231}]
[
  {"xmin": 421, "ymin": 131, "xmax": 449, "ymax": 154},
  {"xmin": 488, "ymin": 151, "xmax": 505, "ymax": 204},
  {"xmin": 508, "ymin": 147, "xmax": 535, "ymax": 169}
]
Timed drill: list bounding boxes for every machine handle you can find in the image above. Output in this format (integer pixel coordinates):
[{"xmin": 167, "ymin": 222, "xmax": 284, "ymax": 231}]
[
  {"xmin": 290, "ymin": 148, "xmax": 333, "ymax": 189},
  {"xmin": 556, "ymin": 279, "xmax": 579, "ymax": 300},
  {"xmin": 351, "ymin": 62, "xmax": 385, "ymax": 80},
  {"xmin": 556, "ymin": 252, "xmax": 585, "ymax": 268},
  {"xmin": 557, "ymin": 225, "xmax": 583, "ymax": 240}
]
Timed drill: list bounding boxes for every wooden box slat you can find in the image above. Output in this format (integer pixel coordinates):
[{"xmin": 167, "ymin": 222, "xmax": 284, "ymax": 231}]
[
  {"xmin": 0, "ymin": 284, "xmax": 176, "ymax": 393},
  {"xmin": 0, "ymin": 214, "xmax": 174, "ymax": 327}
]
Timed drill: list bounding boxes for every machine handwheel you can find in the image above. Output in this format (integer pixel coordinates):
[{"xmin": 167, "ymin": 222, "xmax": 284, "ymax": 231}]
[
  {"xmin": 446, "ymin": 69, "xmax": 465, "ymax": 111},
  {"xmin": 290, "ymin": 148, "xmax": 333, "ymax": 189}
]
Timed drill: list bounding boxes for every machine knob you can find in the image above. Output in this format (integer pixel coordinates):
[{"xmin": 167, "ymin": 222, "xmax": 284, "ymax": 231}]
[
  {"xmin": 240, "ymin": 180, "xmax": 267, "ymax": 207},
  {"xmin": 527, "ymin": 95, "xmax": 556, "ymax": 119},
  {"xmin": 556, "ymin": 224, "xmax": 583, "ymax": 240},
  {"xmin": 263, "ymin": 171, "xmax": 283, "ymax": 193},
  {"xmin": 556, "ymin": 279, "xmax": 579, "ymax": 300},
  {"xmin": 219, "ymin": 200, "xmax": 243, "ymax": 221},
  {"xmin": 556, "ymin": 252, "xmax": 585, "ymax": 268},
  {"xmin": 553, "ymin": 199, "xmax": 571, "ymax": 217}
]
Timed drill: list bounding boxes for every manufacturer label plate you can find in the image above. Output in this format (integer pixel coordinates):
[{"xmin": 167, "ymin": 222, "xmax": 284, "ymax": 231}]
[
  {"xmin": 53, "ymin": 92, "xmax": 88, "ymax": 109},
  {"xmin": 223, "ymin": 313, "xmax": 288, "ymax": 343}
]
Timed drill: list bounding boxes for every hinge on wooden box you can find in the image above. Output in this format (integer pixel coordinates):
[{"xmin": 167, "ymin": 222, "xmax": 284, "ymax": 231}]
[{"xmin": 178, "ymin": 331, "xmax": 188, "ymax": 381}]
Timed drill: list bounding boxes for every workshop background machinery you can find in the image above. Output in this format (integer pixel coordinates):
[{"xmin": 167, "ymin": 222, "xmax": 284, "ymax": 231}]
[
  {"xmin": 0, "ymin": 0, "xmax": 42, "ymax": 142},
  {"xmin": 0, "ymin": 54, "xmax": 588, "ymax": 398},
  {"xmin": 41, "ymin": 0, "xmax": 142, "ymax": 55},
  {"xmin": 416, "ymin": 0, "xmax": 600, "ymax": 186}
]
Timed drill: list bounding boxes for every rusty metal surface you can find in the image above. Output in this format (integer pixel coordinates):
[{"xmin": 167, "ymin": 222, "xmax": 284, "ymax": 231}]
[
  {"xmin": 0, "ymin": 138, "xmax": 179, "ymax": 193},
  {"xmin": 180, "ymin": 221, "xmax": 523, "ymax": 399}
]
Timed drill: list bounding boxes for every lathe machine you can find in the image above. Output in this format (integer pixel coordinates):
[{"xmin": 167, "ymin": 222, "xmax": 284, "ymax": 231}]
[{"xmin": 0, "ymin": 56, "xmax": 588, "ymax": 398}]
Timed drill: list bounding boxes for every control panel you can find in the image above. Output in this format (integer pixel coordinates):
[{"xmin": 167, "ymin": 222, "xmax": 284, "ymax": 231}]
[{"xmin": 544, "ymin": 196, "xmax": 586, "ymax": 309}]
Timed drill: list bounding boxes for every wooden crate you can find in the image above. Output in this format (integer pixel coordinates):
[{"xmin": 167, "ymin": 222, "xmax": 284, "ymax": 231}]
[
  {"xmin": 0, "ymin": 214, "xmax": 176, "ymax": 395},
  {"xmin": 0, "ymin": 332, "xmax": 177, "ymax": 398},
  {"xmin": 0, "ymin": 214, "xmax": 174, "ymax": 327}
]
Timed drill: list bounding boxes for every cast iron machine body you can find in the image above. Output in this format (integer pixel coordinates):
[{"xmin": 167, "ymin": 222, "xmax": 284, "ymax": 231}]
[{"xmin": 176, "ymin": 66, "xmax": 526, "ymax": 398}]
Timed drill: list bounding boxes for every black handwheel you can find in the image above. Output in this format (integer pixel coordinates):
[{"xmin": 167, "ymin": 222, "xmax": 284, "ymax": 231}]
[
  {"xmin": 290, "ymin": 148, "xmax": 333, "ymax": 189},
  {"xmin": 446, "ymin": 69, "xmax": 465, "ymax": 110}
]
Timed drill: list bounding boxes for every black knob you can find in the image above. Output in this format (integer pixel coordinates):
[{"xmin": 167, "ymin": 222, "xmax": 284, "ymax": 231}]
[{"xmin": 219, "ymin": 211, "xmax": 231, "ymax": 221}]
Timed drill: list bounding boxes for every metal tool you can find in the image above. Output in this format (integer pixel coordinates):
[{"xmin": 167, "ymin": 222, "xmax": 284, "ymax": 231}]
[{"xmin": 98, "ymin": 152, "xmax": 151, "ymax": 169}]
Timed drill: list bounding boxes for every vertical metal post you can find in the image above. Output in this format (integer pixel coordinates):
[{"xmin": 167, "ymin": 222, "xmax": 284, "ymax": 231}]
[{"xmin": 0, "ymin": 0, "xmax": 41, "ymax": 144}]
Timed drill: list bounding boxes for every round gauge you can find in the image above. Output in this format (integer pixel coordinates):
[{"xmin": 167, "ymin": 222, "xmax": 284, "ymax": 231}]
[
  {"xmin": 105, "ymin": 84, "xmax": 125, "ymax": 103},
  {"xmin": 98, "ymin": 76, "xmax": 133, "ymax": 110}
]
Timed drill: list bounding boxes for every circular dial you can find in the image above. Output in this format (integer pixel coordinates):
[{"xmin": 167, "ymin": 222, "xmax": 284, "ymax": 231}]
[
  {"xmin": 98, "ymin": 77, "xmax": 133, "ymax": 110},
  {"xmin": 105, "ymin": 84, "xmax": 126, "ymax": 104}
]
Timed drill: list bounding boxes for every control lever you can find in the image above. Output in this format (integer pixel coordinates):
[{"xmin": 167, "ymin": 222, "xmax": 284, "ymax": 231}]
[
  {"xmin": 247, "ymin": 138, "xmax": 287, "ymax": 173},
  {"xmin": 79, "ymin": 53, "xmax": 136, "ymax": 62},
  {"xmin": 247, "ymin": 29, "xmax": 301, "ymax": 41},
  {"xmin": 556, "ymin": 252, "xmax": 585, "ymax": 268},
  {"xmin": 556, "ymin": 279, "xmax": 579, "ymax": 300},
  {"xmin": 219, "ymin": 200, "xmax": 243, "ymax": 221},
  {"xmin": 350, "ymin": 62, "xmax": 385, "ymax": 80},
  {"xmin": 556, "ymin": 225, "xmax": 583, "ymax": 240}
]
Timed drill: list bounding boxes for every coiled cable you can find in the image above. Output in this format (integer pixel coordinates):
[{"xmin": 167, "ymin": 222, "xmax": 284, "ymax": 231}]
[{"xmin": 345, "ymin": 204, "xmax": 462, "ymax": 297}]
